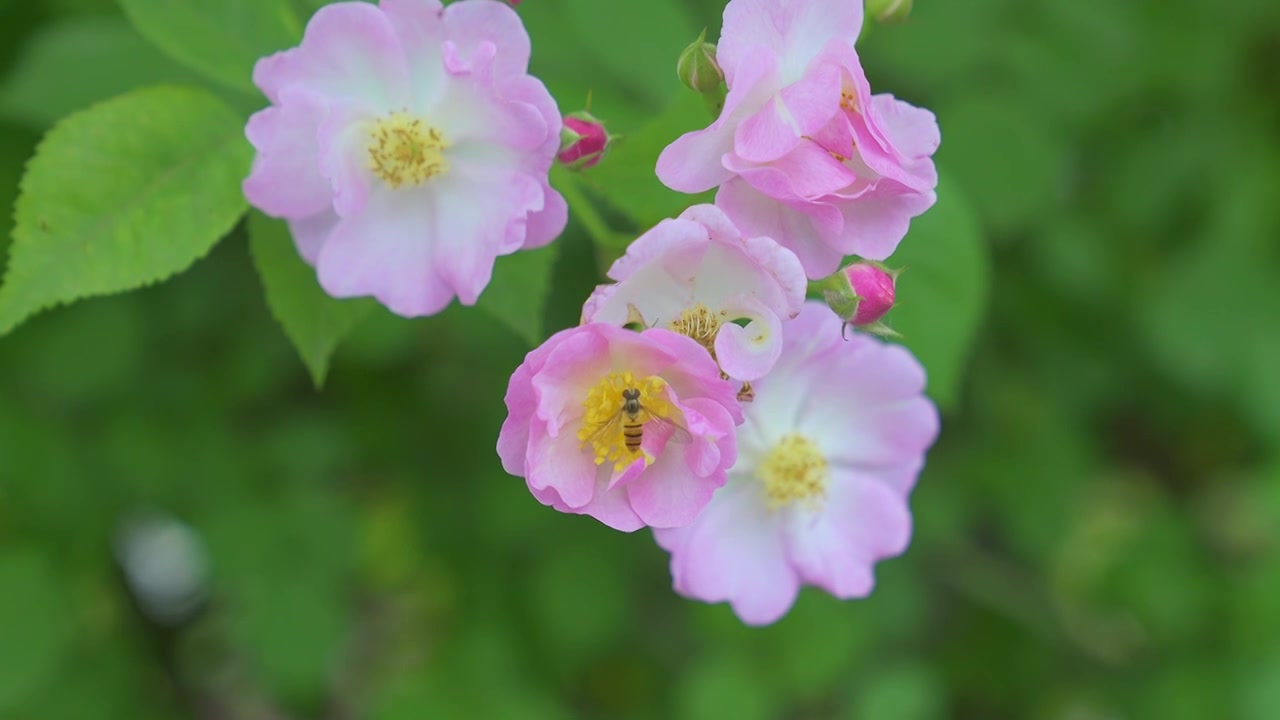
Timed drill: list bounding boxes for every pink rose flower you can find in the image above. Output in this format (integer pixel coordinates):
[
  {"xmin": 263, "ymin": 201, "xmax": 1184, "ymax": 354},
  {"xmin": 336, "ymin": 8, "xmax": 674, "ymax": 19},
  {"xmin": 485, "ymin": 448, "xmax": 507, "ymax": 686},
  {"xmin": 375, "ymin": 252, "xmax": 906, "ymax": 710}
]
[
  {"xmin": 582, "ymin": 204, "xmax": 806, "ymax": 383},
  {"xmin": 497, "ymin": 323, "xmax": 743, "ymax": 531},
  {"xmin": 653, "ymin": 303, "xmax": 939, "ymax": 625},
  {"xmin": 243, "ymin": 0, "xmax": 567, "ymax": 316},
  {"xmin": 656, "ymin": 0, "xmax": 940, "ymax": 277}
]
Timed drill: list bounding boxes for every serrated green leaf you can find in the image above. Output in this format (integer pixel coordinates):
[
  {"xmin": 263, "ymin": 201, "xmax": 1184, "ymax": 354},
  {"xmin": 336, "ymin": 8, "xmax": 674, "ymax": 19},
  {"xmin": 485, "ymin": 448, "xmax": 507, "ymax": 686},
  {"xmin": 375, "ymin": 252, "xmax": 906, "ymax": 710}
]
[
  {"xmin": 475, "ymin": 243, "xmax": 561, "ymax": 347},
  {"xmin": 248, "ymin": 211, "xmax": 374, "ymax": 388},
  {"xmin": 0, "ymin": 85, "xmax": 252, "ymax": 336},
  {"xmin": 0, "ymin": 126, "xmax": 36, "ymax": 278},
  {"xmin": 0, "ymin": 549, "xmax": 74, "ymax": 713},
  {"xmin": 587, "ymin": 91, "xmax": 715, "ymax": 230},
  {"xmin": 882, "ymin": 172, "xmax": 989, "ymax": 412},
  {"xmin": 0, "ymin": 16, "xmax": 205, "ymax": 128},
  {"xmin": 118, "ymin": 0, "xmax": 299, "ymax": 93}
]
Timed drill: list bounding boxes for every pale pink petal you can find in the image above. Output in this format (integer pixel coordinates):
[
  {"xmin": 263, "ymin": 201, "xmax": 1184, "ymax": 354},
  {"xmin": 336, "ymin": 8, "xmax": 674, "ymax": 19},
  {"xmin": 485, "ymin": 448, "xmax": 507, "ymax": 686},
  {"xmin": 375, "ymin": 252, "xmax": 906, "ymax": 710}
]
[
  {"xmin": 522, "ymin": 182, "xmax": 567, "ymax": 249},
  {"xmin": 498, "ymin": 374, "xmax": 537, "ymax": 476},
  {"xmin": 526, "ymin": 424, "xmax": 596, "ymax": 508},
  {"xmin": 640, "ymin": 330, "xmax": 743, "ymax": 424},
  {"xmin": 625, "ymin": 443, "xmax": 724, "ymax": 529},
  {"xmin": 243, "ymin": 93, "xmax": 332, "ymax": 218},
  {"xmin": 314, "ymin": 189, "xmax": 455, "ymax": 317},
  {"xmin": 441, "ymin": 0, "xmax": 531, "ymax": 79},
  {"xmin": 435, "ymin": 54, "xmax": 548, "ymax": 157},
  {"xmin": 802, "ymin": 340, "xmax": 940, "ymax": 471},
  {"xmin": 871, "ymin": 94, "xmax": 941, "ymax": 161},
  {"xmin": 498, "ymin": 74, "xmax": 564, "ymax": 172},
  {"xmin": 315, "ymin": 100, "xmax": 377, "ymax": 218},
  {"xmin": 715, "ymin": 178, "xmax": 845, "ymax": 277},
  {"xmin": 430, "ymin": 167, "xmax": 544, "ymax": 304},
  {"xmin": 718, "ymin": 0, "xmax": 863, "ymax": 86},
  {"xmin": 725, "ymin": 140, "xmax": 858, "ymax": 199},
  {"xmin": 571, "ymin": 478, "xmax": 647, "ymax": 532},
  {"xmin": 286, "ymin": 210, "xmax": 337, "ymax": 266},
  {"xmin": 713, "ymin": 295, "xmax": 783, "ymax": 381},
  {"xmin": 378, "ymin": 0, "xmax": 447, "ymax": 107},
  {"xmin": 836, "ymin": 184, "xmax": 937, "ymax": 261},
  {"xmin": 682, "ymin": 395, "xmax": 738, "ymax": 474},
  {"xmin": 784, "ymin": 471, "xmax": 912, "ymax": 598},
  {"xmin": 605, "ymin": 218, "xmax": 708, "ymax": 284},
  {"xmin": 739, "ymin": 235, "xmax": 808, "ymax": 316},
  {"xmin": 531, "ymin": 329, "xmax": 612, "ymax": 437},
  {"xmin": 733, "ymin": 60, "xmax": 842, "ymax": 164},
  {"xmin": 676, "ymin": 204, "xmax": 740, "ymax": 244},
  {"xmin": 661, "ymin": 482, "xmax": 801, "ymax": 625},
  {"xmin": 656, "ymin": 50, "xmax": 780, "ymax": 194},
  {"xmin": 253, "ymin": 2, "xmax": 411, "ymax": 108}
]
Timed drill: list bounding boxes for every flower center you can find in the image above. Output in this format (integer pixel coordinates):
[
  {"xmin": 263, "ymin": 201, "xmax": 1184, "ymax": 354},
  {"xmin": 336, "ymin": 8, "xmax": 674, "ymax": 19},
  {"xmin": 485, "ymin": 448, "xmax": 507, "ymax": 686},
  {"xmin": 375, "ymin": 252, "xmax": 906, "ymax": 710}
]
[
  {"xmin": 577, "ymin": 372, "xmax": 674, "ymax": 471},
  {"xmin": 669, "ymin": 303, "xmax": 722, "ymax": 358},
  {"xmin": 367, "ymin": 112, "xmax": 448, "ymax": 188},
  {"xmin": 757, "ymin": 434, "xmax": 830, "ymax": 509}
]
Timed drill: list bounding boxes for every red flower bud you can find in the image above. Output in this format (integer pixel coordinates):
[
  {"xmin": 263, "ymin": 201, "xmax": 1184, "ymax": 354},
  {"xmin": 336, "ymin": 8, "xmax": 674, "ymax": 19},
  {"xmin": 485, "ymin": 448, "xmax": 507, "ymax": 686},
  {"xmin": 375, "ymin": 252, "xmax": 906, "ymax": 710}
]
[
  {"xmin": 842, "ymin": 262, "xmax": 896, "ymax": 326},
  {"xmin": 558, "ymin": 113, "xmax": 610, "ymax": 169}
]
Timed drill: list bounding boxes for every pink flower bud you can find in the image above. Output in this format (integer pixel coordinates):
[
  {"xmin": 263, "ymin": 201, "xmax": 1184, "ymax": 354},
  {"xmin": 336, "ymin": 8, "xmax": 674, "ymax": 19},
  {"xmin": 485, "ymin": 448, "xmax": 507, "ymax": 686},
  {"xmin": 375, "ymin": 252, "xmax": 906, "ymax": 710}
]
[
  {"xmin": 558, "ymin": 113, "xmax": 610, "ymax": 169},
  {"xmin": 842, "ymin": 262, "xmax": 896, "ymax": 326}
]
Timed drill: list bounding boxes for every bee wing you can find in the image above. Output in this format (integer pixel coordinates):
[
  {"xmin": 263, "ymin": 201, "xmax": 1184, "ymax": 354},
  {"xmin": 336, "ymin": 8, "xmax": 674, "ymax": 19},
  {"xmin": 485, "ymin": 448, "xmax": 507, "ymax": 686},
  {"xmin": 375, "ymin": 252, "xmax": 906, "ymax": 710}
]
[
  {"xmin": 638, "ymin": 408, "xmax": 693, "ymax": 444},
  {"xmin": 580, "ymin": 408, "xmax": 626, "ymax": 450}
]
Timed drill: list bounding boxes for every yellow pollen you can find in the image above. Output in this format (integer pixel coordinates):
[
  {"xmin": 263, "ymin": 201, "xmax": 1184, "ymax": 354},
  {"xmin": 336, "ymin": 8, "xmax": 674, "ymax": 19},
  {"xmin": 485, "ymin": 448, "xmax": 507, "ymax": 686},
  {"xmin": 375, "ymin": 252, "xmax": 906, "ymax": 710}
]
[
  {"xmin": 367, "ymin": 112, "xmax": 448, "ymax": 188},
  {"xmin": 758, "ymin": 434, "xmax": 830, "ymax": 509},
  {"xmin": 669, "ymin": 302, "xmax": 724, "ymax": 358},
  {"xmin": 577, "ymin": 372, "xmax": 673, "ymax": 472},
  {"xmin": 840, "ymin": 90, "xmax": 859, "ymax": 114}
]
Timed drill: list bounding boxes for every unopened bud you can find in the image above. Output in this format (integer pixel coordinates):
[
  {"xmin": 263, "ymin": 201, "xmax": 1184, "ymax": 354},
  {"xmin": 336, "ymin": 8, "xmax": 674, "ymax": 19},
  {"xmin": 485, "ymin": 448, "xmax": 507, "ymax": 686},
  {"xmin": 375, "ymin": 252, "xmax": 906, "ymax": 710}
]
[
  {"xmin": 813, "ymin": 261, "xmax": 901, "ymax": 338},
  {"xmin": 677, "ymin": 30, "xmax": 724, "ymax": 94},
  {"xmin": 558, "ymin": 112, "xmax": 611, "ymax": 170},
  {"xmin": 866, "ymin": 0, "xmax": 913, "ymax": 24},
  {"xmin": 842, "ymin": 262, "xmax": 896, "ymax": 325}
]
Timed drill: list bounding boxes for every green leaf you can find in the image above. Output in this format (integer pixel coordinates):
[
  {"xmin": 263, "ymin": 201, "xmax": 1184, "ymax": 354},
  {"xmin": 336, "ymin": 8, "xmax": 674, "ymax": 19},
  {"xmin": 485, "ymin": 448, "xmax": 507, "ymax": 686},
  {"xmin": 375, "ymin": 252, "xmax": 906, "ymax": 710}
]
[
  {"xmin": 846, "ymin": 662, "xmax": 946, "ymax": 720},
  {"xmin": 0, "ymin": 16, "xmax": 206, "ymax": 128},
  {"xmin": 248, "ymin": 211, "xmax": 374, "ymax": 388},
  {"xmin": 0, "ymin": 549, "xmax": 74, "ymax": 713},
  {"xmin": 0, "ymin": 85, "xmax": 252, "ymax": 336},
  {"xmin": 551, "ymin": 165, "xmax": 633, "ymax": 250},
  {"xmin": 935, "ymin": 98, "xmax": 1064, "ymax": 235},
  {"xmin": 587, "ymin": 91, "xmax": 715, "ymax": 231},
  {"xmin": 0, "ymin": 126, "xmax": 37, "ymax": 279},
  {"xmin": 118, "ymin": 0, "xmax": 299, "ymax": 93},
  {"xmin": 677, "ymin": 655, "xmax": 779, "ymax": 720},
  {"xmin": 882, "ymin": 171, "xmax": 989, "ymax": 411},
  {"xmin": 557, "ymin": 0, "xmax": 697, "ymax": 107},
  {"xmin": 474, "ymin": 243, "xmax": 561, "ymax": 347}
]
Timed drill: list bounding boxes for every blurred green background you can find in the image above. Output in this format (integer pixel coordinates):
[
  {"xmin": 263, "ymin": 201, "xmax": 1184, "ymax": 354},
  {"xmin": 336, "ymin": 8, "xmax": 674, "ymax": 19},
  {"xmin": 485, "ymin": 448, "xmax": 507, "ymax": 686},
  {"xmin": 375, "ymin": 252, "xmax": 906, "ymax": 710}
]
[{"xmin": 3, "ymin": 0, "xmax": 1280, "ymax": 717}]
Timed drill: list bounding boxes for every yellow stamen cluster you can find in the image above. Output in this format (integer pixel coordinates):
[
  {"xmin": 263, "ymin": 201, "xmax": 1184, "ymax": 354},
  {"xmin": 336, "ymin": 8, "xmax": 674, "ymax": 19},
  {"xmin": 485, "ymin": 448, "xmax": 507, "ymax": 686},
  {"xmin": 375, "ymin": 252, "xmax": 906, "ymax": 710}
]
[
  {"xmin": 669, "ymin": 302, "xmax": 723, "ymax": 358},
  {"xmin": 368, "ymin": 112, "xmax": 448, "ymax": 188},
  {"xmin": 758, "ymin": 434, "xmax": 830, "ymax": 510},
  {"xmin": 577, "ymin": 372, "xmax": 673, "ymax": 472}
]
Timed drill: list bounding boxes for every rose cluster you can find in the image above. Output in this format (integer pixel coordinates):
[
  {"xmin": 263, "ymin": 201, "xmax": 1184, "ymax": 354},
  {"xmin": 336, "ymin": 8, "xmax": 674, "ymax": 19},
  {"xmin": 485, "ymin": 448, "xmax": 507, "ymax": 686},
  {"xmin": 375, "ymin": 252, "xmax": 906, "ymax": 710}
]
[{"xmin": 243, "ymin": 0, "xmax": 940, "ymax": 625}]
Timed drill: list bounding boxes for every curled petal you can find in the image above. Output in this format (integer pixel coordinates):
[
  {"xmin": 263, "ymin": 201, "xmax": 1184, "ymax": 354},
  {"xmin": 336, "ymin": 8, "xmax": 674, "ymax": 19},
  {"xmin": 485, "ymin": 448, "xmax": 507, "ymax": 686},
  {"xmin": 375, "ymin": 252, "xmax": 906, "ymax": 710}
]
[{"xmin": 714, "ymin": 295, "xmax": 784, "ymax": 382}]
